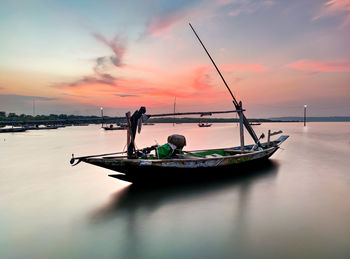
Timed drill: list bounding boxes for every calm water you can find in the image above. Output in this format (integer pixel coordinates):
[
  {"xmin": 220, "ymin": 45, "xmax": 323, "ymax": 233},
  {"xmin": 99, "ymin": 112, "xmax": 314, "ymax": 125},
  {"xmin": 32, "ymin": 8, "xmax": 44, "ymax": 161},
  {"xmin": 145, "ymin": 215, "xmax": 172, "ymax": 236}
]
[{"xmin": 1, "ymin": 123, "xmax": 350, "ymax": 259}]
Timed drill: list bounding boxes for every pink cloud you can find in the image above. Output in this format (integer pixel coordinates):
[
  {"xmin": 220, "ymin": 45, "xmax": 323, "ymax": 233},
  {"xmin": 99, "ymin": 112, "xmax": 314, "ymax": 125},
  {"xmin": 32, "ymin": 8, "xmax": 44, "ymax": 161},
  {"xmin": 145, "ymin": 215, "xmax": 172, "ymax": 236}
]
[
  {"xmin": 145, "ymin": 7, "xmax": 197, "ymax": 36},
  {"xmin": 191, "ymin": 66, "xmax": 212, "ymax": 91},
  {"xmin": 55, "ymin": 59, "xmax": 267, "ymax": 109},
  {"xmin": 147, "ymin": 12, "xmax": 186, "ymax": 35},
  {"xmin": 287, "ymin": 59, "xmax": 350, "ymax": 72},
  {"xmin": 314, "ymin": 0, "xmax": 350, "ymax": 26},
  {"xmin": 221, "ymin": 63, "xmax": 267, "ymax": 72}
]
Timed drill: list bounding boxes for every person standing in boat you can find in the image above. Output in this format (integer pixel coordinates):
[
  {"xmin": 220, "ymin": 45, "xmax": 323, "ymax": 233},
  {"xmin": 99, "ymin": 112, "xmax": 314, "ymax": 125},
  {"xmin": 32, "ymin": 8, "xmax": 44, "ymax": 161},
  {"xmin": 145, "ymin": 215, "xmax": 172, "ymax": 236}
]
[{"xmin": 127, "ymin": 106, "xmax": 149, "ymax": 158}]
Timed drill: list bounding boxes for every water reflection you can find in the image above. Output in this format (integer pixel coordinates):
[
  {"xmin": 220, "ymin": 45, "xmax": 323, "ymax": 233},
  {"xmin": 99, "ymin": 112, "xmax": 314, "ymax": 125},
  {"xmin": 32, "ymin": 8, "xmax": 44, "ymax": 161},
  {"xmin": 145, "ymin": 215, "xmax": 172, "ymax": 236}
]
[{"xmin": 90, "ymin": 160, "xmax": 279, "ymax": 223}]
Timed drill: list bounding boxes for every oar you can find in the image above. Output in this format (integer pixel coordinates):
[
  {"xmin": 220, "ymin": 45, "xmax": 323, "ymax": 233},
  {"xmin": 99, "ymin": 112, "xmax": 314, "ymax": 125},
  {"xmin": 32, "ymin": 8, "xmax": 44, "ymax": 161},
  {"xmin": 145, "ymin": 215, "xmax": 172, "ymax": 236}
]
[{"xmin": 70, "ymin": 151, "xmax": 127, "ymax": 166}]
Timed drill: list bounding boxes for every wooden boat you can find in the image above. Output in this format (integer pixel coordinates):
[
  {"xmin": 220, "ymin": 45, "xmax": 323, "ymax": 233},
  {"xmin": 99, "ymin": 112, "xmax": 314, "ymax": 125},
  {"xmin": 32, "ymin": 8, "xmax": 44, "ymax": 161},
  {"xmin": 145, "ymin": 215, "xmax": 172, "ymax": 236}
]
[
  {"xmin": 198, "ymin": 122, "xmax": 212, "ymax": 127},
  {"xmin": 73, "ymin": 135, "xmax": 288, "ymax": 183},
  {"xmin": 75, "ymin": 124, "xmax": 89, "ymax": 126},
  {"xmin": 0, "ymin": 127, "xmax": 26, "ymax": 133},
  {"xmin": 24, "ymin": 125, "xmax": 59, "ymax": 130},
  {"xmin": 103, "ymin": 124, "xmax": 127, "ymax": 130},
  {"xmin": 70, "ymin": 24, "xmax": 289, "ymax": 184},
  {"xmin": 249, "ymin": 122, "xmax": 261, "ymax": 126}
]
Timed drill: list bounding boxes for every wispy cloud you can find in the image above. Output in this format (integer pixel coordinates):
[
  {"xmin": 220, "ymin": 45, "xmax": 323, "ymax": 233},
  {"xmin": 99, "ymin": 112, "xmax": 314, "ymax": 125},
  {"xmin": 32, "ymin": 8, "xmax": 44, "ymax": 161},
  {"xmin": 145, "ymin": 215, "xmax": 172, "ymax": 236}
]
[
  {"xmin": 287, "ymin": 59, "xmax": 350, "ymax": 72},
  {"xmin": 143, "ymin": 1, "xmax": 203, "ymax": 37},
  {"xmin": 54, "ymin": 32, "xmax": 124, "ymax": 89},
  {"xmin": 146, "ymin": 10, "xmax": 191, "ymax": 36},
  {"xmin": 92, "ymin": 33, "xmax": 126, "ymax": 67},
  {"xmin": 189, "ymin": 63, "xmax": 265, "ymax": 91},
  {"xmin": 228, "ymin": 0, "xmax": 275, "ymax": 16},
  {"xmin": 226, "ymin": 0, "xmax": 276, "ymax": 17},
  {"xmin": 0, "ymin": 94, "xmax": 57, "ymax": 101},
  {"xmin": 115, "ymin": 94, "xmax": 138, "ymax": 98},
  {"xmin": 54, "ymin": 75, "xmax": 117, "ymax": 88},
  {"xmin": 313, "ymin": 0, "xmax": 350, "ymax": 27},
  {"xmin": 221, "ymin": 63, "xmax": 267, "ymax": 72},
  {"xmin": 144, "ymin": 0, "xmax": 275, "ymax": 37},
  {"xmin": 62, "ymin": 93, "xmax": 88, "ymax": 98}
]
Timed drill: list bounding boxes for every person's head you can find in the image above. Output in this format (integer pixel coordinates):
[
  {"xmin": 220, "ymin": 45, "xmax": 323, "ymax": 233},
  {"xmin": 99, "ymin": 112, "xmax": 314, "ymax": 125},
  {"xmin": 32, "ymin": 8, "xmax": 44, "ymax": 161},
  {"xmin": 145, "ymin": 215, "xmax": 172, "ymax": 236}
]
[{"xmin": 139, "ymin": 106, "xmax": 146, "ymax": 114}]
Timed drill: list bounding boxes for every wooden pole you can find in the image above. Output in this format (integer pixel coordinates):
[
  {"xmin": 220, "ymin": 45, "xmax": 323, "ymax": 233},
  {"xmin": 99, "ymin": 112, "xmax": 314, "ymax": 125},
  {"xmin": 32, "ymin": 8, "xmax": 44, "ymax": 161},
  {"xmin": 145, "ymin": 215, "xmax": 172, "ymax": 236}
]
[
  {"xmin": 100, "ymin": 107, "xmax": 104, "ymax": 128},
  {"xmin": 125, "ymin": 112, "xmax": 132, "ymax": 148},
  {"xmin": 239, "ymin": 101, "xmax": 244, "ymax": 151},
  {"xmin": 267, "ymin": 129, "xmax": 271, "ymax": 147},
  {"xmin": 150, "ymin": 109, "xmax": 240, "ymax": 117},
  {"xmin": 304, "ymin": 105, "xmax": 307, "ymax": 127}
]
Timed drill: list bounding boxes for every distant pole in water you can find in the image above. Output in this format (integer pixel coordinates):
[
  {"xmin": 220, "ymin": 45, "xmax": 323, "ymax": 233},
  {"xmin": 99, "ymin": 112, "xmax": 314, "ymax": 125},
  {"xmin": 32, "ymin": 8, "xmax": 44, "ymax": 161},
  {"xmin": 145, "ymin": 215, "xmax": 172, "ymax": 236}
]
[
  {"xmin": 239, "ymin": 101, "xmax": 245, "ymax": 151},
  {"xmin": 33, "ymin": 98, "xmax": 35, "ymax": 117},
  {"xmin": 101, "ymin": 107, "xmax": 104, "ymax": 128},
  {"xmin": 173, "ymin": 97, "xmax": 176, "ymax": 127},
  {"xmin": 304, "ymin": 104, "xmax": 307, "ymax": 126}
]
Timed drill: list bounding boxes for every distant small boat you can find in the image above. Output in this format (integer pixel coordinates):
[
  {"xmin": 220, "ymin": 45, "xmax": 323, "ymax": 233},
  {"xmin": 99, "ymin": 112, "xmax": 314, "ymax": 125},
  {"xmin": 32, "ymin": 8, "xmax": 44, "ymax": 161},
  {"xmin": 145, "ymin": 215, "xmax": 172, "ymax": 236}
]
[
  {"xmin": 0, "ymin": 127, "xmax": 26, "ymax": 133},
  {"xmin": 249, "ymin": 122, "xmax": 261, "ymax": 126},
  {"xmin": 198, "ymin": 121, "xmax": 212, "ymax": 127},
  {"xmin": 103, "ymin": 123, "xmax": 128, "ymax": 130},
  {"xmin": 24, "ymin": 125, "xmax": 59, "ymax": 130},
  {"xmin": 73, "ymin": 123, "xmax": 89, "ymax": 126},
  {"xmin": 198, "ymin": 121, "xmax": 212, "ymax": 128},
  {"xmin": 143, "ymin": 122, "xmax": 155, "ymax": 125}
]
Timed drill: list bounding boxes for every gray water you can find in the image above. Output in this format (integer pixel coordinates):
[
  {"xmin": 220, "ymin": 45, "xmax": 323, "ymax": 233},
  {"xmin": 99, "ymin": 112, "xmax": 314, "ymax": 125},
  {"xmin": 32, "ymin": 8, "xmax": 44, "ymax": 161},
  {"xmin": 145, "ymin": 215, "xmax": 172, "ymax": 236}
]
[{"xmin": 1, "ymin": 123, "xmax": 350, "ymax": 259}]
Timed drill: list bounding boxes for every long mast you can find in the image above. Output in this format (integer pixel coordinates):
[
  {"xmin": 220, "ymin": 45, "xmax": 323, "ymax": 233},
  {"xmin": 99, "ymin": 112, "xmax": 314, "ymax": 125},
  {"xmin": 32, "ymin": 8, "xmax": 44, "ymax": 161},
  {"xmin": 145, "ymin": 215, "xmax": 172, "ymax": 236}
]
[{"xmin": 189, "ymin": 23, "xmax": 261, "ymax": 146}]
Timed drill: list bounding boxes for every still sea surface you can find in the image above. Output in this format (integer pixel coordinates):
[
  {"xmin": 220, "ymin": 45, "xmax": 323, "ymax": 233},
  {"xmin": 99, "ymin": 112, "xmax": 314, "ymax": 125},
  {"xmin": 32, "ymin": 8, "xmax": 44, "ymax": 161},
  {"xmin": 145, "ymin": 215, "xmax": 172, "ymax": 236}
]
[{"xmin": 1, "ymin": 122, "xmax": 350, "ymax": 259}]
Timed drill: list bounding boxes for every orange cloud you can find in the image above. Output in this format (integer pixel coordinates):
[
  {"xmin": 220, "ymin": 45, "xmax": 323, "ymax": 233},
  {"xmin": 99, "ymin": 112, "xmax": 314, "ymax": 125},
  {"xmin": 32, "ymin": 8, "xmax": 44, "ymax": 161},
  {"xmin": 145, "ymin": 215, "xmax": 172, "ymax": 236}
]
[
  {"xmin": 221, "ymin": 63, "xmax": 267, "ymax": 72},
  {"xmin": 287, "ymin": 59, "xmax": 350, "ymax": 72},
  {"xmin": 53, "ymin": 59, "xmax": 267, "ymax": 110}
]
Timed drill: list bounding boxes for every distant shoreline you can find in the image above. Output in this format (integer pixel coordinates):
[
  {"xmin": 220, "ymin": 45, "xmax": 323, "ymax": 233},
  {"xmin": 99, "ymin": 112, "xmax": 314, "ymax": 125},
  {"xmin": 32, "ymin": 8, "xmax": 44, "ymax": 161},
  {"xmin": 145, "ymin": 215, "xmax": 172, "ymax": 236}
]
[{"xmin": 1, "ymin": 114, "xmax": 349, "ymax": 126}]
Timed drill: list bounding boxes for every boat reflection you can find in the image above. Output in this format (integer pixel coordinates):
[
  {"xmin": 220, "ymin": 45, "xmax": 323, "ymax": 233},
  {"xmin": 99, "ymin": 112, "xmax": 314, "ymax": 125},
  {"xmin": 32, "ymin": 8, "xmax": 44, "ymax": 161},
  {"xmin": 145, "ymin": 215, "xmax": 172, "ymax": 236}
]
[{"xmin": 90, "ymin": 160, "xmax": 280, "ymax": 223}]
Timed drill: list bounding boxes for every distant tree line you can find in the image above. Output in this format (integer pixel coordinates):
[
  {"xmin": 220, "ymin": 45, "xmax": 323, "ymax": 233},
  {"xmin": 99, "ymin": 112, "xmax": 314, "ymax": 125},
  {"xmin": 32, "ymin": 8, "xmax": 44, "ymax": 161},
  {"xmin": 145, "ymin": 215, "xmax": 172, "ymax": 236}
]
[
  {"xmin": 1, "ymin": 112, "xmax": 301, "ymax": 123},
  {"xmin": 0, "ymin": 112, "xmax": 100, "ymax": 121}
]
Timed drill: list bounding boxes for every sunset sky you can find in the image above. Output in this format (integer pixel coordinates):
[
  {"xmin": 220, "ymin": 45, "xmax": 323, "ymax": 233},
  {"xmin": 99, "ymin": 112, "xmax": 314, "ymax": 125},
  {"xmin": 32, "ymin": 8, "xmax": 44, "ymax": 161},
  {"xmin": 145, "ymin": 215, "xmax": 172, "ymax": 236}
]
[{"xmin": 0, "ymin": 0, "xmax": 349, "ymax": 117}]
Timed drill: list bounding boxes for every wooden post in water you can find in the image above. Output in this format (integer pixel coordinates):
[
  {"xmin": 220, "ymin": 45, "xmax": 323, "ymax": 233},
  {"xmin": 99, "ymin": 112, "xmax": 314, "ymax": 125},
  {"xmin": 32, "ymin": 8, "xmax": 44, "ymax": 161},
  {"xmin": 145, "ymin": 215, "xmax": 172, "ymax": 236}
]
[
  {"xmin": 100, "ymin": 107, "xmax": 104, "ymax": 128},
  {"xmin": 239, "ymin": 101, "xmax": 245, "ymax": 151},
  {"xmin": 173, "ymin": 97, "xmax": 176, "ymax": 127},
  {"xmin": 304, "ymin": 104, "xmax": 307, "ymax": 127},
  {"xmin": 267, "ymin": 129, "xmax": 271, "ymax": 147}
]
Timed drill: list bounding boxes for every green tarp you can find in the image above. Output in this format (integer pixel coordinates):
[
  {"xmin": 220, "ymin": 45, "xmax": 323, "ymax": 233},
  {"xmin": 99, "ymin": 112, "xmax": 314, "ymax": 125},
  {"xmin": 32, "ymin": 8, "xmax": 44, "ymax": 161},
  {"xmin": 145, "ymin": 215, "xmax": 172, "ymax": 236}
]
[{"xmin": 156, "ymin": 143, "xmax": 174, "ymax": 159}]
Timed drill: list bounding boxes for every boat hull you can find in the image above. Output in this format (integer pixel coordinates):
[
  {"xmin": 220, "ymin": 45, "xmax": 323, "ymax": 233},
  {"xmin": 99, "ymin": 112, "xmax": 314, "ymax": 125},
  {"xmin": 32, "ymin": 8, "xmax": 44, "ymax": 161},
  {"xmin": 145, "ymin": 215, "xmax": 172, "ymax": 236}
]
[
  {"xmin": 76, "ymin": 136, "xmax": 288, "ymax": 184},
  {"xmin": 83, "ymin": 145, "xmax": 280, "ymax": 183},
  {"xmin": 0, "ymin": 128, "xmax": 26, "ymax": 133},
  {"xmin": 103, "ymin": 127, "xmax": 126, "ymax": 130},
  {"xmin": 108, "ymin": 156, "xmax": 275, "ymax": 184}
]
